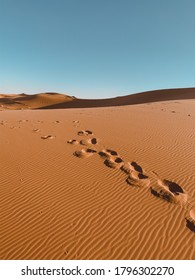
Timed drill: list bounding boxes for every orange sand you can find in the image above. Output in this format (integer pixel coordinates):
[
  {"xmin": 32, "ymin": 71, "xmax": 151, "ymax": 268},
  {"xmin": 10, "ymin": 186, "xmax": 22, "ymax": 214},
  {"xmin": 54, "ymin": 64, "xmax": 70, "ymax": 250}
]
[{"xmin": 0, "ymin": 89, "xmax": 195, "ymax": 259}]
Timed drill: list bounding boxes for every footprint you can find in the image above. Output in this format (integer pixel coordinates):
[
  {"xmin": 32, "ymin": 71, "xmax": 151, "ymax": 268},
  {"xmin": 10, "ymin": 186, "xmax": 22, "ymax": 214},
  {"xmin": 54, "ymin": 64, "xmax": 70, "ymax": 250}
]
[
  {"xmin": 80, "ymin": 138, "xmax": 98, "ymax": 145},
  {"xmin": 104, "ymin": 157, "xmax": 124, "ymax": 169},
  {"xmin": 121, "ymin": 161, "xmax": 148, "ymax": 176},
  {"xmin": 41, "ymin": 135, "xmax": 55, "ymax": 140},
  {"xmin": 98, "ymin": 149, "xmax": 124, "ymax": 169},
  {"xmin": 151, "ymin": 185, "xmax": 177, "ymax": 203},
  {"xmin": 120, "ymin": 161, "xmax": 150, "ymax": 188},
  {"xmin": 121, "ymin": 162, "xmax": 132, "ymax": 174},
  {"xmin": 67, "ymin": 139, "xmax": 79, "ymax": 145},
  {"xmin": 130, "ymin": 161, "xmax": 143, "ymax": 173},
  {"xmin": 98, "ymin": 149, "xmax": 118, "ymax": 158},
  {"xmin": 78, "ymin": 130, "xmax": 93, "ymax": 136},
  {"xmin": 121, "ymin": 161, "xmax": 143, "ymax": 174},
  {"xmin": 160, "ymin": 180, "xmax": 184, "ymax": 194},
  {"xmin": 185, "ymin": 209, "xmax": 195, "ymax": 233},
  {"xmin": 150, "ymin": 179, "xmax": 187, "ymax": 205},
  {"xmin": 73, "ymin": 148, "xmax": 97, "ymax": 158},
  {"xmin": 126, "ymin": 170, "xmax": 150, "ymax": 188}
]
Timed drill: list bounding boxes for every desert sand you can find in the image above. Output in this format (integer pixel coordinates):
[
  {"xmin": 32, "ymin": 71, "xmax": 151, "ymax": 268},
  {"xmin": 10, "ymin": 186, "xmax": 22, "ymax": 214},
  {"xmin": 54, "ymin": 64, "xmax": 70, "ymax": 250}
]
[{"xmin": 0, "ymin": 89, "xmax": 195, "ymax": 260}]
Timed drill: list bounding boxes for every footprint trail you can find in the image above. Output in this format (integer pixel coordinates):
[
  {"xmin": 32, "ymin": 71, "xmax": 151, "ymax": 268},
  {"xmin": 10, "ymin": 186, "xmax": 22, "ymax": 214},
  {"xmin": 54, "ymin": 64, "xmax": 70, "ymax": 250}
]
[{"xmin": 66, "ymin": 122, "xmax": 195, "ymax": 234}]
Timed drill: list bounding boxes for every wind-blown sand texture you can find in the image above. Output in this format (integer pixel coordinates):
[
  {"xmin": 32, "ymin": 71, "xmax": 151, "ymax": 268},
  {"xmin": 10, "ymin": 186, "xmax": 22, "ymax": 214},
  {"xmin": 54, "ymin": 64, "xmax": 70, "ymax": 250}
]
[{"xmin": 0, "ymin": 88, "xmax": 195, "ymax": 260}]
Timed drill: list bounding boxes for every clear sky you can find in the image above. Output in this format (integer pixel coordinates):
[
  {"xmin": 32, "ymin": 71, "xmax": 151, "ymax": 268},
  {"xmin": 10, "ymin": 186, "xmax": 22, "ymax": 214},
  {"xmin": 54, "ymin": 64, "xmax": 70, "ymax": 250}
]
[{"xmin": 0, "ymin": 0, "xmax": 195, "ymax": 98}]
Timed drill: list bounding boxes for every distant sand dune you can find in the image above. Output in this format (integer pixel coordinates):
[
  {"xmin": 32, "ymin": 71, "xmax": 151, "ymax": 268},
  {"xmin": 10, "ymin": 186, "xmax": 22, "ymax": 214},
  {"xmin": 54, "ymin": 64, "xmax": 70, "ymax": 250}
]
[
  {"xmin": 0, "ymin": 92, "xmax": 74, "ymax": 110},
  {"xmin": 38, "ymin": 87, "xmax": 195, "ymax": 109},
  {"xmin": 1, "ymin": 87, "xmax": 195, "ymax": 110}
]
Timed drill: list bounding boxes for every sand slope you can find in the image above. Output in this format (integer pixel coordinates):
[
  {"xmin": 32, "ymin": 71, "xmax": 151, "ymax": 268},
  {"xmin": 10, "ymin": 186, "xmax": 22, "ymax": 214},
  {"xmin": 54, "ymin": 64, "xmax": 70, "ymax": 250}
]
[{"xmin": 0, "ymin": 90, "xmax": 195, "ymax": 260}]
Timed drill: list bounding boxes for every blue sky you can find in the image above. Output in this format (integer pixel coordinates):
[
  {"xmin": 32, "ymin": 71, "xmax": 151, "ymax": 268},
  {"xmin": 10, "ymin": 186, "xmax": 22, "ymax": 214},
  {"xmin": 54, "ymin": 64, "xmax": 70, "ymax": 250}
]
[{"xmin": 0, "ymin": 0, "xmax": 195, "ymax": 98}]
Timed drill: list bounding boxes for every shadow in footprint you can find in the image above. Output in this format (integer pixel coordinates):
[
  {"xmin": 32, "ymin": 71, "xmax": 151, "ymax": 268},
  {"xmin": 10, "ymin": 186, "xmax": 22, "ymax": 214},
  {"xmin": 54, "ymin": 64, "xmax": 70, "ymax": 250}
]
[
  {"xmin": 185, "ymin": 209, "xmax": 195, "ymax": 233},
  {"xmin": 86, "ymin": 148, "xmax": 96, "ymax": 154},
  {"xmin": 80, "ymin": 138, "xmax": 98, "ymax": 145},
  {"xmin": 138, "ymin": 173, "xmax": 148, "ymax": 179},
  {"xmin": 150, "ymin": 188, "xmax": 174, "ymax": 203},
  {"xmin": 186, "ymin": 220, "xmax": 195, "ymax": 233},
  {"xmin": 85, "ymin": 130, "xmax": 93, "ymax": 135},
  {"xmin": 78, "ymin": 130, "xmax": 93, "ymax": 136},
  {"xmin": 98, "ymin": 149, "xmax": 118, "ymax": 158},
  {"xmin": 131, "ymin": 161, "xmax": 143, "ymax": 173},
  {"xmin": 99, "ymin": 151, "xmax": 107, "ymax": 158},
  {"xmin": 106, "ymin": 149, "xmax": 118, "ymax": 156},
  {"xmin": 91, "ymin": 138, "xmax": 97, "ymax": 144},
  {"xmin": 67, "ymin": 139, "xmax": 79, "ymax": 145},
  {"xmin": 163, "ymin": 180, "xmax": 184, "ymax": 194}
]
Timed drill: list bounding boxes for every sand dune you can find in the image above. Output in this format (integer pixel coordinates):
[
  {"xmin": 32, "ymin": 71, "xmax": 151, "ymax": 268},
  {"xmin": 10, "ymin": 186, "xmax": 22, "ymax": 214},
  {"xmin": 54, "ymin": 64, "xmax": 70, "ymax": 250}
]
[
  {"xmin": 0, "ymin": 92, "xmax": 74, "ymax": 110},
  {"xmin": 1, "ymin": 87, "xmax": 195, "ymax": 110},
  {"xmin": 0, "ymin": 88, "xmax": 195, "ymax": 260},
  {"xmin": 39, "ymin": 87, "xmax": 195, "ymax": 109}
]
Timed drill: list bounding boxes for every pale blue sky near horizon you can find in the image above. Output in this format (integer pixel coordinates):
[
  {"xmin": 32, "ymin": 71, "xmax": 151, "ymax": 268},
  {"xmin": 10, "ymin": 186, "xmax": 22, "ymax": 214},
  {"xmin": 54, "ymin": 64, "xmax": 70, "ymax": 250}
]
[{"xmin": 0, "ymin": 0, "xmax": 195, "ymax": 98}]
